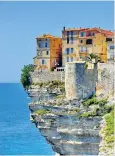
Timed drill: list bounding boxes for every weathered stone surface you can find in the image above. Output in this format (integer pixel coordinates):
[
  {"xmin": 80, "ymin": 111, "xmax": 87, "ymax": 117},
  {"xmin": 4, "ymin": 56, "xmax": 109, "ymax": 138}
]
[
  {"xmin": 65, "ymin": 62, "xmax": 97, "ymax": 100},
  {"xmin": 29, "ymin": 100, "xmax": 102, "ymax": 155},
  {"xmin": 30, "ymin": 71, "xmax": 65, "ymax": 83}
]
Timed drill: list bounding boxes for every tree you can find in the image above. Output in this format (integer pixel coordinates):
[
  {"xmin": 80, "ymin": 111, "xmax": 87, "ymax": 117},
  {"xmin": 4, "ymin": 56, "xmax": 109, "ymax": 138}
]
[
  {"xmin": 20, "ymin": 64, "xmax": 34, "ymax": 89},
  {"xmin": 86, "ymin": 53, "xmax": 101, "ymax": 63}
]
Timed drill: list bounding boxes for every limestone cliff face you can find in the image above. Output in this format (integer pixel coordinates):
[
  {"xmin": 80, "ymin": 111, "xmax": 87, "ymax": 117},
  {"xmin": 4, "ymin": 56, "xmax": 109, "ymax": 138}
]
[{"xmin": 29, "ymin": 97, "xmax": 102, "ymax": 155}]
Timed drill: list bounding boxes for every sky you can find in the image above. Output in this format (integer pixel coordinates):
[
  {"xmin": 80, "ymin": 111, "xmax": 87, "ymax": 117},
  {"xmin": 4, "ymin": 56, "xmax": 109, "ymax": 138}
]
[{"xmin": 0, "ymin": 1, "xmax": 114, "ymax": 82}]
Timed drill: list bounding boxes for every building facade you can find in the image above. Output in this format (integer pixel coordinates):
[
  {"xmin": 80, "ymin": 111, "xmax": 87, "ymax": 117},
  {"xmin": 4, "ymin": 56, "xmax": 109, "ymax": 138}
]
[
  {"xmin": 33, "ymin": 34, "xmax": 62, "ymax": 71},
  {"xmin": 62, "ymin": 27, "xmax": 114, "ymax": 66},
  {"xmin": 107, "ymin": 41, "xmax": 114, "ymax": 61}
]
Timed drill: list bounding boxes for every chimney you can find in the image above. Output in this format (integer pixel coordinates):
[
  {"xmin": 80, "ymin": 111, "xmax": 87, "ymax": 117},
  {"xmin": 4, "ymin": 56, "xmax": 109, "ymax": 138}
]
[
  {"xmin": 80, "ymin": 27, "xmax": 81, "ymax": 29},
  {"xmin": 63, "ymin": 26, "xmax": 65, "ymax": 31}
]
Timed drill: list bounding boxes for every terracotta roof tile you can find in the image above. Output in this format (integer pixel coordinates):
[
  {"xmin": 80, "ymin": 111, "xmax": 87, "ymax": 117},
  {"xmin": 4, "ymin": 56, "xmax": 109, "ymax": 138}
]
[
  {"xmin": 36, "ymin": 34, "xmax": 61, "ymax": 39},
  {"xmin": 63, "ymin": 27, "xmax": 114, "ymax": 37}
]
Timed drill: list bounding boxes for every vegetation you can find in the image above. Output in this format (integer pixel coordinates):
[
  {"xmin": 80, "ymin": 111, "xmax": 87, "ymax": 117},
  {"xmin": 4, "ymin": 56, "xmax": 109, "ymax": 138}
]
[
  {"xmin": 86, "ymin": 53, "xmax": 101, "ymax": 63},
  {"xmin": 32, "ymin": 80, "xmax": 65, "ymax": 89},
  {"xmin": 21, "ymin": 64, "xmax": 34, "ymax": 89},
  {"xmin": 81, "ymin": 96, "xmax": 114, "ymax": 118},
  {"xmin": 34, "ymin": 109, "xmax": 51, "ymax": 115},
  {"xmin": 102, "ymin": 110, "xmax": 114, "ymax": 145},
  {"xmin": 80, "ymin": 111, "xmax": 96, "ymax": 118},
  {"xmin": 82, "ymin": 96, "xmax": 107, "ymax": 107},
  {"xmin": 84, "ymin": 62, "xmax": 88, "ymax": 69},
  {"xmin": 70, "ymin": 108, "xmax": 80, "ymax": 114},
  {"xmin": 55, "ymin": 94, "xmax": 65, "ymax": 99}
]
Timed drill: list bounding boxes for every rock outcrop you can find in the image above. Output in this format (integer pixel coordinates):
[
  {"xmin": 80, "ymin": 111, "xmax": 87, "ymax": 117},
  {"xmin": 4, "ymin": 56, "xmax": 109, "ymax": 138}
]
[{"xmin": 29, "ymin": 95, "xmax": 102, "ymax": 155}]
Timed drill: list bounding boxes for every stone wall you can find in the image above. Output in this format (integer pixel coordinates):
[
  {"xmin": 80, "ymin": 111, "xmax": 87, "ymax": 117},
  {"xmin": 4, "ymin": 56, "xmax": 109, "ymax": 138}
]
[
  {"xmin": 65, "ymin": 61, "xmax": 98, "ymax": 100},
  {"xmin": 30, "ymin": 62, "xmax": 114, "ymax": 100},
  {"xmin": 30, "ymin": 71, "xmax": 65, "ymax": 83},
  {"xmin": 96, "ymin": 63, "xmax": 114, "ymax": 98}
]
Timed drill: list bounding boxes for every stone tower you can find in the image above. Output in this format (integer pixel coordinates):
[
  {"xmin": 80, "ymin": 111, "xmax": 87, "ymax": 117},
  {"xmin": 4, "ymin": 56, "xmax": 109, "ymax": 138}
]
[{"xmin": 65, "ymin": 61, "xmax": 98, "ymax": 100}]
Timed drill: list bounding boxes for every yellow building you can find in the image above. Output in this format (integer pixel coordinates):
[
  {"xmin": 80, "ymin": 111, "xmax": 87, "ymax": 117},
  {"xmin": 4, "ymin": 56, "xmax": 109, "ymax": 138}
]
[
  {"xmin": 33, "ymin": 34, "xmax": 62, "ymax": 71},
  {"xmin": 62, "ymin": 27, "xmax": 114, "ymax": 66}
]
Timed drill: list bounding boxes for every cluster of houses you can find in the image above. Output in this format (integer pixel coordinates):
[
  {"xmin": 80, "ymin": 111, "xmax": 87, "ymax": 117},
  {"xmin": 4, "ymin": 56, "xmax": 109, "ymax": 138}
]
[{"xmin": 33, "ymin": 27, "xmax": 114, "ymax": 71}]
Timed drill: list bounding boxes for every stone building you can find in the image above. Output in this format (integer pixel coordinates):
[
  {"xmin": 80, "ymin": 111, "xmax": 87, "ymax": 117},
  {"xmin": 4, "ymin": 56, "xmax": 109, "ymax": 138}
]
[
  {"xmin": 62, "ymin": 27, "xmax": 114, "ymax": 66},
  {"xmin": 33, "ymin": 34, "xmax": 62, "ymax": 71}
]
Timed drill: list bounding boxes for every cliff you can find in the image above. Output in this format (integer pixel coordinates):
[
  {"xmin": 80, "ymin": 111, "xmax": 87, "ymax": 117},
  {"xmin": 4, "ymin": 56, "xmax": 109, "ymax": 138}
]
[
  {"xmin": 28, "ymin": 82, "xmax": 114, "ymax": 155},
  {"xmin": 29, "ymin": 99, "xmax": 101, "ymax": 155},
  {"xmin": 26, "ymin": 62, "xmax": 114, "ymax": 155}
]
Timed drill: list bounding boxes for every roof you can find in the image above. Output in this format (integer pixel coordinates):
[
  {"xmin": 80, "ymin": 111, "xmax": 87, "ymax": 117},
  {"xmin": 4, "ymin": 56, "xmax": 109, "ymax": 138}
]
[
  {"xmin": 36, "ymin": 34, "xmax": 61, "ymax": 39},
  {"xmin": 63, "ymin": 27, "xmax": 114, "ymax": 37},
  {"xmin": 84, "ymin": 27, "xmax": 114, "ymax": 37},
  {"xmin": 63, "ymin": 28, "xmax": 89, "ymax": 31}
]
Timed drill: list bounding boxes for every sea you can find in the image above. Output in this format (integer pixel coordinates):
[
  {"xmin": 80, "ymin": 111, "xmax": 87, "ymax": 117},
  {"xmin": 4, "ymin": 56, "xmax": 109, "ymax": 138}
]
[{"xmin": 0, "ymin": 83, "xmax": 55, "ymax": 155}]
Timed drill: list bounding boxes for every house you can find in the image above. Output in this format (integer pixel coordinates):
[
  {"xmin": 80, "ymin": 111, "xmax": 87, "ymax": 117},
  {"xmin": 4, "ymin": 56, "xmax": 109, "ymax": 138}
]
[
  {"xmin": 62, "ymin": 27, "xmax": 114, "ymax": 66},
  {"xmin": 33, "ymin": 34, "xmax": 62, "ymax": 71}
]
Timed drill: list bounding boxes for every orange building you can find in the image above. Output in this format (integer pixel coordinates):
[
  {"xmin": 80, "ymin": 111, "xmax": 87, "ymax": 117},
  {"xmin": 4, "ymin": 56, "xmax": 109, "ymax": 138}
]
[
  {"xmin": 33, "ymin": 34, "xmax": 62, "ymax": 71},
  {"xmin": 62, "ymin": 27, "xmax": 114, "ymax": 66}
]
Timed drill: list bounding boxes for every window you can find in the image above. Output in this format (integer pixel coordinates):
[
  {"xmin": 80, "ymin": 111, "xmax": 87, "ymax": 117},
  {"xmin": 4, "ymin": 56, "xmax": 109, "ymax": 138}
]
[
  {"xmin": 42, "ymin": 59, "xmax": 46, "ymax": 64},
  {"xmin": 110, "ymin": 45, "xmax": 114, "ymax": 49},
  {"xmin": 45, "ymin": 43, "xmax": 47, "ymax": 47},
  {"xmin": 71, "ymin": 48, "xmax": 73, "ymax": 53},
  {"xmin": 67, "ymin": 57, "xmax": 69, "ymax": 62},
  {"xmin": 67, "ymin": 31, "xmax": 69, "ymax": 36},
  {"xmin": 71, "ymin": 57, "xmax": 73, "ymax": 62},
  {"xmin": 66, "ymin": 48, "xmax": 69, "ymax": 54},
  {"xmin": 86, "ymin": 47, "xmax": 88, "ymax": 52},
  {"xmin": 80, "ymin": 40, "xmax": 83, "ymax": 43},
  {"xmin": 86, "ymin": 39, "xmax": 92, "ymax": 44},
  {"xmin": 80, "ymin": 32, "xmax": 85, "ymax": 37},
  {"xmin": 67, "ymin": 38, "xmax": 69, "ymax": 44},
  {"xmin": 39, "ymin": 43, "xmax": 41, "ymax": 48},
  {"xmin": 71, "ymin": 37, "xmax": 73, "ymax": 44},
  {"xmin": 92, "ymin": 33, "xmax": 95, "ymax": 36},
  {"xmin": 71, "ymin": 31, "xmax": 73, "ymax": 36},
  {"xmin": 106, "ymin": 38, "xmax": 112, "ymax": 42},
  {"xmin": 87, "ymin": 32, "xmax": 91, "ymax": 36},
  {"xmin": 79, "ymin": 47, "xmax": 83, "ymax": 52},
  {"xmin": 46, "ymin": 51, "xmax": 49, "ymax": 55}
]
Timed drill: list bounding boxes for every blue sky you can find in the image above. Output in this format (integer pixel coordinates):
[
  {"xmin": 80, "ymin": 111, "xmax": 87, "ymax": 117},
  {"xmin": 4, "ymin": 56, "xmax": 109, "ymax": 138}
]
[{"xmin": 0, "ymin": 1, "xmax": 114, "ymax": 82}]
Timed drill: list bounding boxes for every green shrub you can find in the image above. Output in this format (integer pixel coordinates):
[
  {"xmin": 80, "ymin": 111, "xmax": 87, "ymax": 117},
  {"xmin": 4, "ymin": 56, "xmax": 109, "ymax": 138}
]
[
  {"xmin": 60, "ymin": 86, "xmax": 65, "ymax": 92},
  {"xmin": 80, "ymin": 111, "xmax": 97, "ymax": 118},
  {"xmin": 104, "ymin": 110, "xmax": 114, "ymax": 144},
  {"xmin": 70, "ymin": 108, "xmax": 80, "ymax": 114},
  {"xmin": 39, "ymin": 82, "xmax": 43, "ymax": 87},
  {"xmin": 82, "ymin": 97, "xmax": 98, "ymax": 107},
  {"xmin": 34, "ymin": 109, "xmax": 50, "ymax": 115},
  {"xmin": 57, "ymin": 102, "xmax": 62, "ymax": 106},
  {"xmin": 21, "ymin": 64, "xmax": 34, "ymax": 89},
  {"xmin": 99, "ymin": 104, "xmax": 114, "ymax": 115},
  {"xmin": 98, "ymin": 99, "xmax": 108, "ymax": 107},
  {"xmin": 84, "ymin": 62, "xmax": 88, "ymax": 69},
  {"xmin": 82, "ymin": 97, "xmax": 108, "ymax": 107},
  {"xmin": 56, "ymin": 94, "xmax": 65, "ymax": 99}
]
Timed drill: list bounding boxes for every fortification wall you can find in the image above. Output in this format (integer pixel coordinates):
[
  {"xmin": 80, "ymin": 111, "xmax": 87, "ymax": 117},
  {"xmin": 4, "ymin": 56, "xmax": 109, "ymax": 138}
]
[
  {"xmin": 96, "ymin": 63, "xmax": 114, "ymax": 98},
  {"xmin": 30, "ymin": 71, "xmax": 65, "ymax": 83},
  {"xmin": 65, "ymin": 62, "xmax": 98, "ymax": 100}
]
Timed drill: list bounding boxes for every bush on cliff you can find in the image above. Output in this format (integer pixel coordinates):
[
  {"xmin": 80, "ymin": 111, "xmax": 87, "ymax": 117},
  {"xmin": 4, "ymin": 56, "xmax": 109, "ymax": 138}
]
[
  {"xmin": 103, "ymin": 110, "xmax": 114, "ymax": 144},
  {"xmin": 21, "ymin": 64, "xmax": 34, "ymax": 89},
  {"xmin": 34, "ymin": 109, "xmax": 51, "ymax": 115},
  {"xmin": 82, "ymin": 97, "xmax": 107, "ymax": 107}
]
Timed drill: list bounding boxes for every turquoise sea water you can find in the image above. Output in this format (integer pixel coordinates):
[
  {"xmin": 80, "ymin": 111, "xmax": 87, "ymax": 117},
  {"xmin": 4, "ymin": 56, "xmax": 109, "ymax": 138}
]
[{"xmin": 0, "ymin": 83, "xmax": 55, "ymax": 155}]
